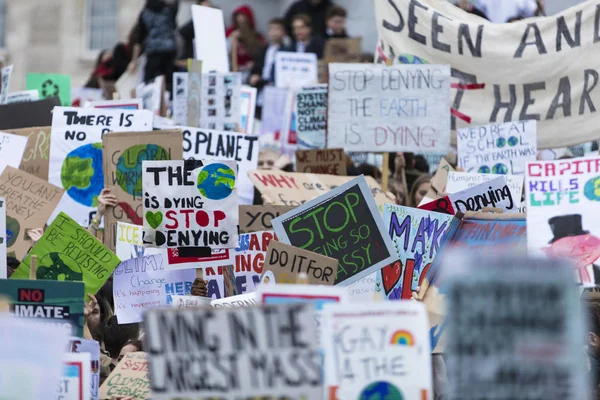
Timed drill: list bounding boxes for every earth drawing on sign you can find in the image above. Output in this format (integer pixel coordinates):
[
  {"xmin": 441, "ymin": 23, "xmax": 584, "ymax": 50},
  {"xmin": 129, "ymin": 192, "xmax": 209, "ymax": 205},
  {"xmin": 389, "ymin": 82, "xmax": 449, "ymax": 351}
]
[
  {"xmin": 359, "ymin": 381, "xmax": 404, "ymax": 400},
  {"xmin": 36, "ymin": 252, "xmax": 83, "ymax": 282},
  {"xmin": 197, "ymin": 163, "xmax": 236, "ymax": 200},
  {"xmin": 6, "ymin": 216, "xmax": 20, "ymax": 247},
  {"xmin": 61, "ymin": 143, "xmax": 104, "ymax": 207},
  {"xmin": 116, "ymin": 144, "xmax": 171, "ymax": 196}
]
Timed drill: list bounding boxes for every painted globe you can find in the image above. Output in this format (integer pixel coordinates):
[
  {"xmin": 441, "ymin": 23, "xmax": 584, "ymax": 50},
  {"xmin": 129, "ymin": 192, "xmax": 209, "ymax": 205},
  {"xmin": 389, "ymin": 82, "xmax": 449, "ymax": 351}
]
[
  {"xmin": 37, "ymin": 252, "xmax": 83, "ymax": 281},
  {"xmin": 197, "ymin": 163, "xmax": 236, "ymax": 200},
  {"xmin": 359, "ymin": 381, "xmax": 404, "ymax": 400},
  {"xmin": 61, "ymin": 143, "xmax": 103, "ymax": 207},
  {"xmin": 116, "ymin": 144, "xmax": 170, "ymax": 196}
]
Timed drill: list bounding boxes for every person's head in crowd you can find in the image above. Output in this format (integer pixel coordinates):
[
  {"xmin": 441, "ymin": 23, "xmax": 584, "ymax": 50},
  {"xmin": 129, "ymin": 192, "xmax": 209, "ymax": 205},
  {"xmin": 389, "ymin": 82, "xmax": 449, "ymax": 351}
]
[
  {"xmin": 292, "ymin": 14, "xmax": 313, "ymax": 44},
  {"xmin": 88, "ymin": 292, "xmax": 114, "ymax": 342},
  {"xmin": 6, "ymin": 256, "xmax": 20, "ymax": 278},
  {"xmin": 326, "ymin": 6, "xmax": 347, "ymax": 37},
  {"xmin": 392, "ymin": 178, "xmax": 406, "ymax": 206},
  {"xmin": 103, "ymin": 315, "xmax": 140, "ymax": 360},
  {"xmin": 360, "ymin": 53, "xmax": 374, "ymax": 63},
  {"xmin": 586, "ymin": 301, "xmax": 600, "ymax": 390},
  {"xmin": 410, "ymin": 174, "xmax": 431, "ymax": 207},
  {"xmin": 268, "ymin": 18, "xmax": 287, "ymax": 45},
  {"xmin": 118, "ymin": 339, "xmax": 143, "ymax": 362},
  {"xmin": 414, "ymin": 155, "xmax": 430, "ymax": 174},
  {"xmin": 357, "ymin": 163, "xmax": 381, "ymax": 181}
]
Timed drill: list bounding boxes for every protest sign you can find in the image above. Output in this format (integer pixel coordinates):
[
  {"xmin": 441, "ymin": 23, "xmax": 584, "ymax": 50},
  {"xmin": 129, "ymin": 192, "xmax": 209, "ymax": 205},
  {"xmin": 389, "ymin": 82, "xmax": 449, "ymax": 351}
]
[
  {"xmin": 172, "ymin": 72, "xmax": 188, "ymax": 125},
  {"xmin": 115, "ymin": 71, "xmax": 139, "ymax": 100},
  {"xmin": 445, "ymin": 253, "xmax": 586, "ymax": 398},
  {"xmin": 6, "ymin": 89, "xmax": 40, "ymax": 104},
  {"xmin": 260, "ymin": 86, "xmax": 289, "ymax": 136},
  {"xmin": 296, "ymin": 148, "xmax": 346, "ymax": 175},
  {"xmin": 67, "ymin": 337, "xmax": 101, "ymax": 400},
  {"xmin": 89, "ymin": 99, "xmax": 143, "ymax": 110},
  {"xmin": 192, "ymin": 5, "xmax": 229, "ymax": 72},
  {"xmin": 262, "ymin": 240, "xmax": 338, "ymax": 285},
  {"xmin": 182, "ymin": 127, "xmax": 258, "ymax": 205},
  {"xmin": 328, "ymin": 63, "xmax": 451, "ymax": 153},
  {"xmin": 49, "ymin": 107, "xmax": 153, "ymax": 226},
  {"xmin": 275, "ymin": 52, "xmax": 318, "ymax": 88},
  {"xmin": 240, "ymin": 85, "xmax": 257, "ymax": 134},
  {"xmin": 0, "ymin": 167, "xmax": 64, "ymax": 259},
  {"xmin": 279, "ymin": 89, "xmax": 298, "ymax": 153},
  {"xmin": 526, "ymin": 157, "xmax": 600, "ymax": 284},
  {"xmin": 187, "ymin": 59, "xmax": 202, "ymax": 127},
  {"xmin": 210, "ymin": 292, "xmax": 257, "ymax": 308},
  {"xmin": 0, "ymin": 131, "xmax": 28, "ymax": 174},
  {"xmin": 0, "ymin": 279, "xmax": 84, "ymax": 336},
  {"xmin": 11, "ymin": 212, "xmax": 120, "ymax": 296},
  {"xmin": 26, "ymin": 73, "xmax": 70, "ymax": 106},
  {"xmin": 143, "ymin": 304, "xmax": 320, "ymax": 399},
  {"xmin": 136, "ymin": 76, "xmax": 164, "ymax": 116},
  {"xmin": 322, "ymin": 302, "xmax": 432, "ymax": 400},
  {"xmin": 376, "ymin": 205, "xmax": 458, "ymax": 301},
  {"xmin": 232, "ymin": 231, "xmax": 275, "ymax": 294},
  {"xmin": 324, "ymin": 38, "xmax": 362, "ymax": 64},
  {"xmin": 239, "ymin": 205, "xmax": 295, "ymax": 233},
  {"xmin": 171, "ymin": 295, "xmax": 212, "ymax": 309},
  {"xmin": 249, "ymin": 169, "xmax": 392, "ymax": 210},
  {"xmin": 113, "ymin": 254, "xmax": 195, "ymax": 324},
  {"xmin": 9, "ymin": 126, "xmax": 50, "ymax": 180},
  {"xmin": 200, "ymin": 72, "xmax": 241, "ymax": 131},
  {"xmin": 448, "ymin": 175, "xmax": 520, "ymax": 213},
  {"xmin": 346, "ymin": 272, "xmax": 379, "ymax": 302},
  {"xmin": 99, "ymin": 352, "xmax": 150, "ymax": 400},
  {"xmin": 165, "ymin": 247, "xmax": 234, "ymax": 271},
  {"xmin": 59, "ymin": 353, "xmax": 91, "ymax": 400},
  {"xmin": 103, "ymin": 130, "xmax": 182, "ymax": 250},
  {"xmin": 375, "ymin": 1, "xmax": 600, "ymax": 149},
  {"xmin": 115, "ymin": 221, "xmax": 164, "ymax": 261},
  {"xmin": 446, "ymin": 171, "xmax": 524, "ymax": 208},
  {"xmin": 142, "ymin": 160, "xmax": 238, "ymax": 249},
  {"xmin": 0, "ymin": 198, "xmax": 4, "ymax": 277},
  {"xmin": 0, "ymin": 97, "xmax": 60, "ymax": 130},
  {"xmin": 295, "ymin": 84, "xmax": 327, "ymax": 149},
  {"xmin": 0, "ymin": 316, "xmax": 69, "ymax": 400},
  {"xmin": 457, "ymin": 120, "xmax": 537, "ymax": 175},
  {"xmin": 0, "ymin": 64, "xmax": 13, "ymax": 104},
  {"xmin": 272, "ymin": 176, "xmax": 396, "ymax": 286}
]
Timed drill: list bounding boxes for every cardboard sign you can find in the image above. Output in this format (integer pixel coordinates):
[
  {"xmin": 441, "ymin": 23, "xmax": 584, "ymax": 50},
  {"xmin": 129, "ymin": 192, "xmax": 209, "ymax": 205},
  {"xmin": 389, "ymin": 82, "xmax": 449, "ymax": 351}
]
[
  {"xmin": 324, "ymin": 38, "xmax": 362, "ymax": 64},
  {"xmin": 445, "ymin": 254, "xmax": 586, "ymax": 398},
  {"xmin": 11, "ymin": 212, "xmax": 120, "ymax": 296},
  {"xmin": 173, "ymin": 72, "xmax": 189, "ymax": 126},
  {"xmin": 0, "ymin": 131, "xmax": 28, "ymax": 174},
  {"xmin": 262, "ymin": 240, "xmax": 338, "ymax": 285},
  {"xmin": 449, "ymin": 175, "xmax": 520, "ymax": 213},
  {"xmin": 0, "ymin": 197, "xmax": 5, "ymax": 278},
  {"xmin": 200, "ymin": 72, "xmax": 241, "ymax": 131},
  {"xmin": 249, "ymin": 170, "xmax": 392, "ymax": 210},
  {"xmin": 260, "ymin": 86, "xmax": 289, "ymax": 136},
  {"xmin": 8, "ymin": 126, "xmax": 51, "ymax": 180},
  {"xmin": 113, "ymin": 254, "xmax": 195, "ymax": 324},
  {"xmin": 446, "ymin": 171, "xmax": 524, "ymax": 208},
  {"xmin": 240, "ymin": 85, "xmax": 257, "ymax": 134},
  {"xmin": 327, "ymin": 63, "xmax": 451, "ymax": 152},
  {"xmin": 210, "ymin": 292, "xmax": 257, "ymax": 308},
  {"xmin": 67, "ymin": 337, "xmax": 101, "ymax": 400},
  {"xmin": 239, "ymin": 205, "xmax": 295, "ymax": 233},
  {"xmin": 0, "ymin": 97, "xmax": 60, "ymax": 130},
  {"xmin": 192, "ymin": 4, "xmax": 229, "ymax": 72},
  {"xmin": 171, "ymin": 295, "xmax": 212, "ymax": 309},
  {"xmin": 272, "ymin": 176, "xmax": 396, "ymax": 286},
  {"xmin": 275, "ymin": 52, "xmax": 319, "ymax": 88},
  {"xmin": 0, "ymin": 278, "xmax": 84, "ymax": 336},
  {"xmin": 526, "ymin": 157, "xmax": 600, "ymax": 284},
  {"xmin": 187, "ymin": 60, "xmax": 202, "ymax": 127},
  {"xmin": 89, "ymin": 99, "xmax": 143, "ymax": 110},
  {"xmin": 376, "ymin": 205, "xmax": 458, "ymax": 301},
  {"xmin": 49, "ymin": 107, "xmax": 153, "ymax": 226},
  {"xmin": 296, "ymin": 148, "xmax": 346, "ymax": 175},
  {"xmin": 295, "ymin": 84, "xmax": 327, "ymax": 149},
  {"xmin": 99, "ymin": 352, "xmax": 150, "ymax": 400},
  {"xmin": 0, "ymin": 64, "xmax": 13, "ymax": 104},
  {"xmin": 6, "ymin": 89, "xmax": 40, "ymax": 104},
  {"xmin": 457, "ymin": 120, "xmax": 537, "ymax": 175},
  {"xmin": 143, "ymin": 304, "xmax": 320, "ymax": 399},
  {"xmin": 58, "ymin": 353, "xmax": 91, "ymax": 400},
  {"xmin": 26, "ymin": 73, "xmax": 70, "ymax": 106},
  {"xmin": 0, "ymin": 167, "xmax": 64, "ymax": 259},
  {"xmin": 142, "ymin": 160, "xmax": 238, "ymax": 249},
  {"xmin": 322, "ymin": 302, "xmax": 432, "ymax": 400},
  {"xmin": 102, "ymin": 130, "xmax": 183, "ymax": 250},
  {"xmin": 182, "ymin": 127, "xmax": 258, "ymax": 205},
  {"xmin": 136, "ymin": 76, "xmax": 164, "ymax": 115}
]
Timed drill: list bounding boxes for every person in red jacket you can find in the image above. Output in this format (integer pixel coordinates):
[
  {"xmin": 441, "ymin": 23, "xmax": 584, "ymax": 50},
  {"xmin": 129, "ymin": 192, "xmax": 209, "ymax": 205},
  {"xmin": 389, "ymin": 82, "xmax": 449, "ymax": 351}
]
[{"xmin": 226, "ymin": 5, "xmax": 264, "ymax": 74}]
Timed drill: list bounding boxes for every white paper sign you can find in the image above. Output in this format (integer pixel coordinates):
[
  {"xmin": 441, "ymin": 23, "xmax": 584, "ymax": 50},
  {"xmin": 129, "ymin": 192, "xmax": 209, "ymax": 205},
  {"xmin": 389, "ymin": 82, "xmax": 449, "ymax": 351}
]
[
  {"xmin": 5, "ymin": 90, "xmax": 40, "ymax": 104},
  {"xmin": 295, "ymin": 84, "xmax": 327, "ymax": 150},
  {"xmin": 449, "ymin": 176, "xmax": 520, "ymax": 214},
  {"xmin": 172, "ymin": 72, "xmax": 188, "ymax": 126},
  {"xmin": 328, "ymin": 63, "xmax": 451, "ymax": 153},
  {"xmin": 136, "ymin": 76, "xmax": 163, "ymax": 115},
  {"xmin": 322, "ymin": 302, "xmax": 432, "ymax": 400},
  {"xmin": 0, "ymin": 197, "xmax": 6, "ymax": 279},
  {"xmin": 67, "ymin": 337, "xmax": 100, "ymax": 400},
  {"xmin": 200, "ymin": 72, "xmax": 241, "ymax": 131},
  {"xmin": 0, "ymin": 131, "xmax": 28, "ymax": 175},
  {"xmin": 458, "ymin": 120, "xmax": 537, "ymax": 175},
  {"xmin": 260, "ymin": 86, "xmax": 289, "ymax": 135},
  {"xmin": 48, "ymin": 107, "xmax": 153, "ymax": 226},
  {"xmin": 171, "ymin": 295, "xmax": 212, "ymax": 309},
  {"xmin": 446, "ymin": 171, "xmax": 524, "ymax": 209},
  {"xmin": 59, "ymin": 353, "xmax": 91, "ymax": 400},
  {"xmin": 210, "ymin": 292, "xmax": 257, "ymax": 308},
  {"xmin": 115, "ymin": 221, "xmax": 163, "ymax": 261},
  {"xmin": 275, "ymin": 52, "xmax": 318, "ymax": 88},
  {"xmin": 192, "ymin": 5, "xmax": 229, "ymax": 72},
  {"xmin": 240, "ymin": 85, "xmax": 257, "ymax": 134},
  {"xmin": 0, "ymin": 64, "xmax": 14, "ymax": 104},
  {"xmin": 89, "ymin": 99, "xmax": 143, "ymax": 110}
]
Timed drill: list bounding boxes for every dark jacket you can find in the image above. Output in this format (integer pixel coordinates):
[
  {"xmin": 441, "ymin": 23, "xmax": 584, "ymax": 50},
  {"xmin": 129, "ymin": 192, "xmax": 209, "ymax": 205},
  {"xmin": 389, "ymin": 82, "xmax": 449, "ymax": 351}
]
[
  {"xmin": 284, "ymin": 0, "xmax": 334, "ymax": 38},
  {"xmin": 179, "ymin": 20, "xmax": 195, "ymax": 60},
  {"xmin": 251, "ymin": 42, "xmax": 294, "ymax": 88},
  {"xmin": 293, "ymin": 35, "xmax": 326, "ymax": 59},
  {"xmin": 136, "ymin": 0, "xmax": 179, "ymax": 55},
  {"xmin": 325, "ymin": 30, "xmax": 349, "ymax": 39}
]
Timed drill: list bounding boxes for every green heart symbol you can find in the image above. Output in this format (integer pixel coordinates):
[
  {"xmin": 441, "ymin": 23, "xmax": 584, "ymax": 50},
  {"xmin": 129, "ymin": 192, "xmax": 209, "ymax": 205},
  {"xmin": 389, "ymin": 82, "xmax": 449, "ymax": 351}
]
[{"xmin": 145, "ymin": 211, "xmax": 163, "ymax": 229}]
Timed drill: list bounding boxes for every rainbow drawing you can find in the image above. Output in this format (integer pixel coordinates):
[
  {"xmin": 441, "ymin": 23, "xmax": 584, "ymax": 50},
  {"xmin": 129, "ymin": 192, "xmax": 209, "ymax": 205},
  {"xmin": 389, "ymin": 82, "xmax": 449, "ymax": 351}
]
[{"xmin": 390, "ymin": 330, "xmax": 415, "ymax": 346}]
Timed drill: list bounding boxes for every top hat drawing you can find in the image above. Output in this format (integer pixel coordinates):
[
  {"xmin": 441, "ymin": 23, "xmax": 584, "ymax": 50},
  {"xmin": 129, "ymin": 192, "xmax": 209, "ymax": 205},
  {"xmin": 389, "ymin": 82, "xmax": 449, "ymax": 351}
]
[{"xmin": 548, "ymin": 214, "xmax": 589, "ymax": 244}]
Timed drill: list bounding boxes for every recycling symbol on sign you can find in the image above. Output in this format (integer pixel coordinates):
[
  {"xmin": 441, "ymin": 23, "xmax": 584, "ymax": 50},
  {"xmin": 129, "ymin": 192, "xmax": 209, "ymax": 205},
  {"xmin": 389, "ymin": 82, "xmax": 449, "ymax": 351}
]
[{"xmin": 41, "ymin": 79, "xmax": 59, "ymax": 97}]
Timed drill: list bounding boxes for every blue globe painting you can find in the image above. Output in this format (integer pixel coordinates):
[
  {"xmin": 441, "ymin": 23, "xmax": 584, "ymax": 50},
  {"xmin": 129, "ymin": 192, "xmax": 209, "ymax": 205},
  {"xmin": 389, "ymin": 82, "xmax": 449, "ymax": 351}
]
[
  {"xmin": 197, "ymin": 163, "xmax": 236, "ymax": 200},
  {"xmin": 496, "ymin": 137, "xmax": 506, "ymax": 148},
  {"xmin": 359, "ymin": 381, "xmax": 404, "ymax": 400},
  {"xmin": 116, "ymin": 144, "xmax": 170, "ymax": 196},
  {"xmin": 492, "ymin": 163, "xmax": 509, "ymax": 175},
  {"xmin": 61, "ymin": 143, "xmax": 104, "ymax": 207}
]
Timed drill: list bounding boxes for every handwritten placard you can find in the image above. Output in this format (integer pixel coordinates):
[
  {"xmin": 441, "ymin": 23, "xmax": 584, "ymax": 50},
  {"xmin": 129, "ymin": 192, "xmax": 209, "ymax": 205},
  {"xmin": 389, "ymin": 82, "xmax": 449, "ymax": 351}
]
[
  {"xmin": 99, "ymin": 352, "xmax": 150, "ymax": 400},
  {"xmin": 239, "ymin": 205, "xmax": 295, "ymax": 233},
  {"xmin": 449, "ymin": 176, "xmax": 520, "ymax": 213},
  {"xmin": 446, "ymin": 171, "xmax": 524, "ymax": 208},
  {"xmin": 0, "ymin": 131, "xmax": 28, "ymax": 174},
  {"xmin": 295, "ymin": 85, "xmax": 327, "ymax": 149},
  {"xmin": 275, "ymin": 52, "xmax": 318, "ymax": 88},
  {"xmin": 171, "ymin": 295, "xmax": 212, "ymax": 309},
  {"xmin": 8, "ymin": 126, "xmax": 50, "ymax": 180},
  {"xmin": 296, "ymin": 148, "xmax": 346, "ymax": 175},
  {"xmin": 328, "ymin": 63, "xmax": 451, "ymax": 152},
  {"xmin": 210, "ymin": 292, "xmax": 257, "ymax": 308}
]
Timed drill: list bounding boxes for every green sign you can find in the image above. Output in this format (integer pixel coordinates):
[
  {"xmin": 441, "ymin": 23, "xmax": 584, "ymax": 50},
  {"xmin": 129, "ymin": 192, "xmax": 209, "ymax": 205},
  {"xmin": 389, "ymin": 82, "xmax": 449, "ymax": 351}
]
[
  {"xmin": 0, "ymin": 279, "xmax": 84, "ymax": 337},
  {"xmin": 11, "ymin": 212, "xmax": 120, "ymax": 296},
  {"xmin": 26, "ymin": 73, "xmax": 71, "ymax": 106}
]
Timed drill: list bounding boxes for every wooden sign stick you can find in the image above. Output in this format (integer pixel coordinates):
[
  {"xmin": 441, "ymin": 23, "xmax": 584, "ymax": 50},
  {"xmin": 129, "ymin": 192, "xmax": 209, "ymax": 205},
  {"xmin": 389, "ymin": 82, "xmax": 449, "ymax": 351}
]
[{"xmin": 381, "ymin": 152, "xmax": 390, "ymax": 192}]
